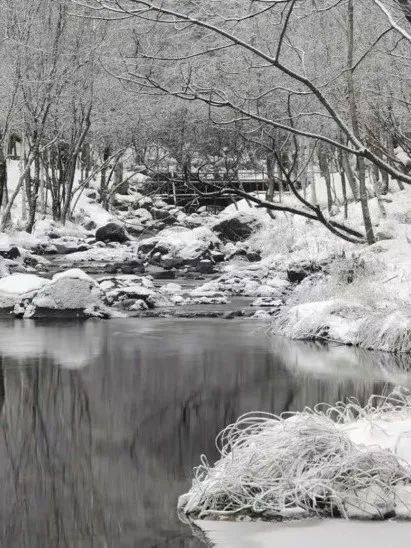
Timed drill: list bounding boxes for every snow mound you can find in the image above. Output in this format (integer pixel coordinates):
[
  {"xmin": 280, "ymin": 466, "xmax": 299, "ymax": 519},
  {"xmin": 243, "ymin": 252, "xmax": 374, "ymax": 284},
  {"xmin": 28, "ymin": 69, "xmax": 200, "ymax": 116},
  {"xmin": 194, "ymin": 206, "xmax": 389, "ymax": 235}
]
[
  {"xmin": 178, "ymin": 389, "xmax": 411, "ymax": 521},
  {"xmin": 0, "ymin": 273, "xmax": 49, "ymax": 307},
  {"xmin": 0, "ymin": 273, "xmax": 48, "ymax": 295}
]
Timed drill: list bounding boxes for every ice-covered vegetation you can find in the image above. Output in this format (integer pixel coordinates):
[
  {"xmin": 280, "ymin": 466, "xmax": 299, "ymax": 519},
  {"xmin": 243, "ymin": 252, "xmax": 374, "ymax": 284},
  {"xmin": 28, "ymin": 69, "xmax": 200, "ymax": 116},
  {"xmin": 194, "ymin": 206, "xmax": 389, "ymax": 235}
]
[
  {"xmin": 267, "ymin": 187, "xmax": 411, "ymax": 352},
  {"xmin": 178, "ymin": 389, "xmax": 411, "ymax": 521}
]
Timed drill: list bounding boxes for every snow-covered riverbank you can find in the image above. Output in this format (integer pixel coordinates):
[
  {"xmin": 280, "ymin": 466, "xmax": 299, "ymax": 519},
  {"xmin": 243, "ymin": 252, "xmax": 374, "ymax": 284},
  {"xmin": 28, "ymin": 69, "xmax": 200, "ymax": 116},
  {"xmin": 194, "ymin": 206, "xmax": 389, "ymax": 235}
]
[
  {"xmin": 1, "ymin": 162, "xmax": 411, "ymax": 353},
  {"xmin": 197, "ymin": 518, "xmax": 411, "ymax": 548}
]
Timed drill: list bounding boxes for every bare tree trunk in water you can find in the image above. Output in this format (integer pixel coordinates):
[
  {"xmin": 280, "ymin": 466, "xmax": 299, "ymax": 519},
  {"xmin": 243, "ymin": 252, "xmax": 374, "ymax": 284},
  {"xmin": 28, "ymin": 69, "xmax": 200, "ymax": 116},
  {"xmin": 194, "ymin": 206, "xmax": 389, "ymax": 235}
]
[{"xmin": 347, "ymin": 0, "xmax": 375, "ymax": 244}]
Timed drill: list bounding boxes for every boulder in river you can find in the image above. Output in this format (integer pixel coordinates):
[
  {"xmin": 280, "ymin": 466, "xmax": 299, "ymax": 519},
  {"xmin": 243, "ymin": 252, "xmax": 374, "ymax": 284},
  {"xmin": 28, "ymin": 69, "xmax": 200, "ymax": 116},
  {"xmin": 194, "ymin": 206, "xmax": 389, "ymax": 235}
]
[
  {"xmin": 30, "ymin": 269, "xmax": 104, "ymax": 315},
  {"xmin": 0, "ymin": 246, "xmax": 21, "ymax": 260},
  {"xmin": 96, "ymin": 222, "xmax": 129, "ymax": 244},
  {"xmin": 212, "ymin": 212, "xmax": 261, "ymax": 242},
  {"xmin": 0, "ymin": 270, "xmax": 110, "ymax": 318},
  {"xmin": 139, "ymin": 226, "xmax": 221, "ymax": 269},
  {"xmin": 196, "ymin": 259, "xmax": 216, "ymax": 274}
]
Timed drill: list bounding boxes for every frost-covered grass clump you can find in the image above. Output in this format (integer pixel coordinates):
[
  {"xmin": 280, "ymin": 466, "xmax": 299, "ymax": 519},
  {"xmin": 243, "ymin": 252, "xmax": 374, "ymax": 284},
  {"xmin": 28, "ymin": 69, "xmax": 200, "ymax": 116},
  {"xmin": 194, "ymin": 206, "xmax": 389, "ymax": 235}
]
[
  {"xmin": 178, "ymin": 391, "xmax": 411, "ymax": 522},
  {"xmin": 274, "ymin": 300, "xmax": 411, "ymax": 353}
]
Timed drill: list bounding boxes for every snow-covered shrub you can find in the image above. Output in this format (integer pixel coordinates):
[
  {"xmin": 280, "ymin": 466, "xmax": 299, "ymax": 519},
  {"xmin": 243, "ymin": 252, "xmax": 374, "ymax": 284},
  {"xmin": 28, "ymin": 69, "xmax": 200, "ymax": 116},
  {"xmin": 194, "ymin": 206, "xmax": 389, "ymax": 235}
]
[
  {"xmin": 355, "ymin": 311, "xmax": 411, "ymax": 353},
  {"xmin": 178, "ymin": 390, "xmax": 411, "ymax": 521},
  {"xmin": 275, "ymin": 299, "xmax": 367, "ymax": 343},
  {"xmin": 286, "ymin": 250, "xmax": 401, "ymax": 310},
  {"xmin": 246, "ymin": 216, "xmax": 297, "ymax": 257},
  {"xmin": 274, "ymin": 298, "xmax": 411, "ymax": 352}
]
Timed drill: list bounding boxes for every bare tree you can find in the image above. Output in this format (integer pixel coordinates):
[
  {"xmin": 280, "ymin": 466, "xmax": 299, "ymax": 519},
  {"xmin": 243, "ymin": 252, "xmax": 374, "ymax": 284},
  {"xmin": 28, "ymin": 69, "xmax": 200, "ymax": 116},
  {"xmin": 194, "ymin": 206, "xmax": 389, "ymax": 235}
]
[{"xmin": 68, "ymin": 0, "xmax": 410, "ymax": 243}]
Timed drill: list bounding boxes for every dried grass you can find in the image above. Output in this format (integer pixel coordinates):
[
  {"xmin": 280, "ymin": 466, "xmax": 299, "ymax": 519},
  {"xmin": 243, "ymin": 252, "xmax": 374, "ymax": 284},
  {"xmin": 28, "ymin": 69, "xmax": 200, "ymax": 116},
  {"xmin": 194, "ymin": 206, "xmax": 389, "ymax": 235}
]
[{"xmin": 178, "ymin": 390, "xmax": 411, "ymax": 521}]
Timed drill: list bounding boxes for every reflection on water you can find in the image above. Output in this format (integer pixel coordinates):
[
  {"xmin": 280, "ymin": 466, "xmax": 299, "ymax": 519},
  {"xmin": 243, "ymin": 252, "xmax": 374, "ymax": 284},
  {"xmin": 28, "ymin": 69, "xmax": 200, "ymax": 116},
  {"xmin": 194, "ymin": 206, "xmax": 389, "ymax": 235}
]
[{"xmin": 0, "ymin": 318, "xmax": 410, "ymax": 547}]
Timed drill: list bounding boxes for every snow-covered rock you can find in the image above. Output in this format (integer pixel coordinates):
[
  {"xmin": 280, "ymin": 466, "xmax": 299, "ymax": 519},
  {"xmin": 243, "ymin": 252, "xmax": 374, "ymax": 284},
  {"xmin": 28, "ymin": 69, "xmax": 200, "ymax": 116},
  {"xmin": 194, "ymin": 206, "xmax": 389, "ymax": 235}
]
[
  {"xmin": 212, "ymin": 211, "xmax": 262, "ymax": 242},
  {"xmin": 98, "ymin": 274, "xmax": 173, "ymax": 310},
  {"xmin": 31, "ymin": 269, "xmax": 103, "ymax": 311},
  {"xmin": 191, "ymin": 295, "xmax": 229, "ymax": 305},
  {"xmin": 0, "ymin": 269, "xmax": 110, "ymax": 318},
  {"xmin": 192, "ymin": 268, "xmax": 289, "ymax": 298},
  {"xmin": 96, "ymin": 222, "xmax": 129, "ymax": 243},
  {"xmin": 159, "ymin": 283, "xmax": 183, "ymax": 296},
  {"xmin": 138, "ymin": 226, "xmax": 221, "ymax": 269}
]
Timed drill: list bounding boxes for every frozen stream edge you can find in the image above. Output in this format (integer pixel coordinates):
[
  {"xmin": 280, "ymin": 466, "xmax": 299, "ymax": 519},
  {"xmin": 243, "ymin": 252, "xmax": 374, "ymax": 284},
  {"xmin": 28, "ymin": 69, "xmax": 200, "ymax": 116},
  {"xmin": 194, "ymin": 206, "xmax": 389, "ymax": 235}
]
[{"xmin": 196, "ymin": 518, "xmax": 411, "ymax": 548}]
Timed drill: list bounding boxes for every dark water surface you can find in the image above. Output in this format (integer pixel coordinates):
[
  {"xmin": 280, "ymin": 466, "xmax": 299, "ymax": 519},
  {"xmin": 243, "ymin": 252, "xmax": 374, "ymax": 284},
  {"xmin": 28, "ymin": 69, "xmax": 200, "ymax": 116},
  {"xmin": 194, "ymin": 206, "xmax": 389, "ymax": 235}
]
[{"xmin": 0, "ymin": 318, "xmax": 411, "ymax": 547}]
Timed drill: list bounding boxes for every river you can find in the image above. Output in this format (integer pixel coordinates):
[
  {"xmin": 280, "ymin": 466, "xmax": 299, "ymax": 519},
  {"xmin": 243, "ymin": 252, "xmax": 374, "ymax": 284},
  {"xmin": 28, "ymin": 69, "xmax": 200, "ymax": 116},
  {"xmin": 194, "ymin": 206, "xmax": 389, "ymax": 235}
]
[{"xmin": 0, "ymin": 318, "xmax": 410, "ymax": 547}]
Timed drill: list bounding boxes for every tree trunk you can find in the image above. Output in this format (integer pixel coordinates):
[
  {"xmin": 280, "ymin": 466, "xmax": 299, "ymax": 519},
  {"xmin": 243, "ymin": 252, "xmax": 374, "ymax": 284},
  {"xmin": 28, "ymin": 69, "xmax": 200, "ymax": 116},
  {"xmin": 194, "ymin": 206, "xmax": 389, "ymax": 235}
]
[
  {"xmin": 0, "ymin": 147, "xmax": 7, "ymax": 211},
  {"xmin": 341, "ymin": 151, "xmax": 359, "ymax": 200},
  {"xmin": 83, "ymin": 142, "xmax": 91, "ymax": 184},
  {"xmin": 26, "ymin": 139, "xmax": 41, "ymax": 233},
  {"xmin": 318, "ymin": 147, "xmax": 333, "ymax": 213},
  {"xmin": 347, "ymin": 0, "xmax": 375, "ymax": 244},
  {"xmin": 39, "ymin": 160, "xmax": 45, "ymax": 216},
  {"xmin": 100, "ymin": 145, "xmax": 111, "ymax": 210},
  {"xmin": 381, "ymin": 167, "xmax": 389, "ymax": 194},
  {"xmin": 266, "ymin": 153, "xmax": 275, "ymax": 202},
  {"xmin": 338, "ymin": 149, "xmax": 348, "ymax": 219},
  {"xmin": 114, "ymin": 161, "xmax": 127, "ymax": 194}
]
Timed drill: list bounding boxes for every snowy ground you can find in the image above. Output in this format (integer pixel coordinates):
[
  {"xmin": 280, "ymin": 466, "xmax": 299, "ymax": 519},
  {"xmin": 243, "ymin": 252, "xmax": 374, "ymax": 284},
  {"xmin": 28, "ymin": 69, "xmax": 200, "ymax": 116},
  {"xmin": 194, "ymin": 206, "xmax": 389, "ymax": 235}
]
[{"xmin": 197, "ymin": 518, "xmax": 411, "ymax": 548}]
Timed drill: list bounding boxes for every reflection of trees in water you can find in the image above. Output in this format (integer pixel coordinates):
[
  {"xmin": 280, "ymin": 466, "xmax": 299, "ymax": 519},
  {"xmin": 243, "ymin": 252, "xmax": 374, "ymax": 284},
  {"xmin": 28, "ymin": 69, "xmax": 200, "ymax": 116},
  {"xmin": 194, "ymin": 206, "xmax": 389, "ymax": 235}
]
[
  {"xmin": 0, "ymin": 357, "xmax": 112, "ymax": 548},
  {"xmin": 131, "ymin": 345, "xmax": 393, "ymax": 472}
]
